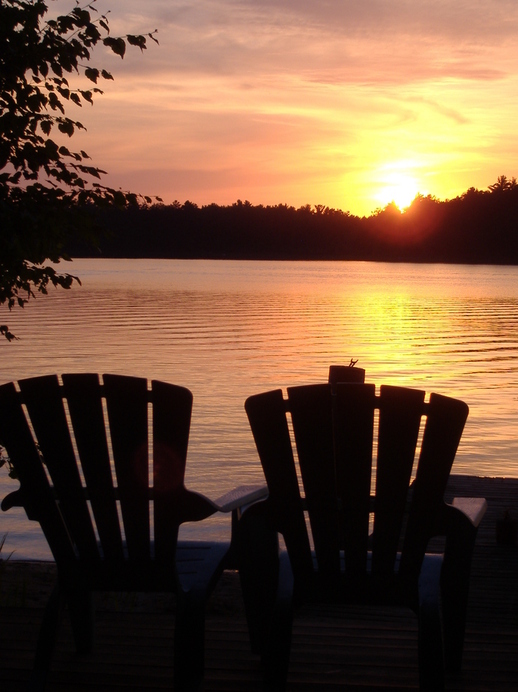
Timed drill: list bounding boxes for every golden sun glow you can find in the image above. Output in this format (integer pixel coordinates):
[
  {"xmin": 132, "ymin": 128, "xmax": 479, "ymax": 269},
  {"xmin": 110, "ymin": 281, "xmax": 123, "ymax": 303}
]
[{"xmin": 376, "ymin": 172, "xmax": 420, "ymax": 212}]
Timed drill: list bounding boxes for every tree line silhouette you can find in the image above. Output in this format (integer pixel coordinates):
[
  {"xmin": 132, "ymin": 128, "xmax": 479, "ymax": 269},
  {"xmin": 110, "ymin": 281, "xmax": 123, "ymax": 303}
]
[{"xmin": 70, "ymin": 175, "xmax": 518, "ymax": 264}]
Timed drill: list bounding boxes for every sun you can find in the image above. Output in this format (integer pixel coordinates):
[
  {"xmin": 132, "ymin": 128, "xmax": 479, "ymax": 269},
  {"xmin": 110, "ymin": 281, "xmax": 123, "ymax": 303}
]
[{"xmin": 376, "ymin": 171, "xmax": 420, "ymax": 212}]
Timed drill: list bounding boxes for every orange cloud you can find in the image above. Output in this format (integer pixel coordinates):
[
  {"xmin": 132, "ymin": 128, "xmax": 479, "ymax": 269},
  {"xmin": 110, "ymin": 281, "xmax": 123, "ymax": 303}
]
[{"xmin": 69, "ymin": 0, "xmax": 518, "ymax": 215}]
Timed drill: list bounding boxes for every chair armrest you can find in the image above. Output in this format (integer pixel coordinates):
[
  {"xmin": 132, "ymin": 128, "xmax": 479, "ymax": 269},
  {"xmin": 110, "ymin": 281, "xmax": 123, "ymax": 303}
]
[
  {"xmin": 1, "ymin": 489, "xmax": 24, "ymax": 512},
  {"xmin": 168, "ymin": 484, "xmax": 268, "ymax": 525},
  {"xmin": 1, "ymin": 488, "xmax": 41, "ymax": 522},
  {"xmin": 452, "ymin": 497, "xmax": 487, "ymax": 528},
  {"xmin": 212, "ymin": 483, "xmax": 269, "ymax": 513}
]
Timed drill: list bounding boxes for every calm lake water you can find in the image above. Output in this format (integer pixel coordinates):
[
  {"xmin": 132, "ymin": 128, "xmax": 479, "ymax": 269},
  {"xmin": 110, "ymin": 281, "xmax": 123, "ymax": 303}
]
[{"xmin": 1, "ymin": 259, "xmax": 518, "ymax": 559}]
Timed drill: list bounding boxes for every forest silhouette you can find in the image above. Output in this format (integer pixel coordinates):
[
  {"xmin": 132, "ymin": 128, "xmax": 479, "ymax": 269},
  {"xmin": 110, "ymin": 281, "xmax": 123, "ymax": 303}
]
[{"xmin": 70, "ymin": 176, "xmax": 518, "ymax": 264}]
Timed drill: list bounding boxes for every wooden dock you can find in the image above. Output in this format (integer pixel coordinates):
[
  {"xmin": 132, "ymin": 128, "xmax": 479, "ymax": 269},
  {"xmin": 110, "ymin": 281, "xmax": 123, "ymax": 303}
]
[{"xmin": 0, "ymin": 475, "xmax": 517, "ymax": 690}]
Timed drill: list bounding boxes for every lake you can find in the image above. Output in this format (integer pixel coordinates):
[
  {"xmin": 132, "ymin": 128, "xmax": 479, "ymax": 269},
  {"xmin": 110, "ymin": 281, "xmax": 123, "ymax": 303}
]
[{"xmin": 1, "ymin": 259, "xmax": 518, "ymax": 559}]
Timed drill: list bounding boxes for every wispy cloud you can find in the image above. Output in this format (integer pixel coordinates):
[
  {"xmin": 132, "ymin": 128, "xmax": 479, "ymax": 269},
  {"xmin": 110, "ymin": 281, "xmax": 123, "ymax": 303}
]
[{"xmin": 73, "ymin": 0, "xmax": 518, "ymax": 214}]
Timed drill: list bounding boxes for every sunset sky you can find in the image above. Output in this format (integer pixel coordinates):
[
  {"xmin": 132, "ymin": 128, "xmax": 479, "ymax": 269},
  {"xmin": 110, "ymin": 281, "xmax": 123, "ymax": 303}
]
[{"xmin": 67, "ymin": 0, "xmax": 518, "ymax": 217}]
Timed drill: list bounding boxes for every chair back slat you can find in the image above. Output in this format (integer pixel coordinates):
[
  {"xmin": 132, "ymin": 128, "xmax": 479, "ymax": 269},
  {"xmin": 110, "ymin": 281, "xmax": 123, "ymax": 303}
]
[
  {"xmin": 18, "ymin": 375, "xmax": 100, "ymax": 560},
  {"xmin": 288, "ymin": 384, "xmax": 340, "ymax": 586},
  {"xmin": 103, "ymin": 374, "xmax": 150, "ymax": 560},
  {"xmin": 328, "ymin": 365, "xmax": 366, "ymax": 390},
  {"xmin": 152, "ymin": 379, "xmax": 193, "ymax": 562},
  {"xmin": 0, "ymin": 381, "xmax": 76, "ymax": 561},
  {"xmin": 371, "ymin": 385, "xmax": 425, "ymax": 576},
  {"xmin": 400, "ymin": 392, "xmax": 469, "ymax": 579},
  {"xmin": 62, "ymin": 374, "xmax": 124, "ymax": 560},
  {"xmin": 244, "ymin": 389, "xmax": 314, "ymax": 592},
  {"xmin": 333, "ymin": 383, "xmax": 376, "ymax": 579}
]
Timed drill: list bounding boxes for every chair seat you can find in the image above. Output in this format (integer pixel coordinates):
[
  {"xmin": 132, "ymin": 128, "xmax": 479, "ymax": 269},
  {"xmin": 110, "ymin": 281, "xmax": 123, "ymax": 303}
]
[
  {"xmin": 49, "ymin": 540, "xmax": 231, "ymax": 595},
  {"xmin": 176, "ymin": 540, "xmax": 232, "ymax": 592},
  {"xmin": 293, "ymin": 550, "xmax": 443, "ymax": 608}
]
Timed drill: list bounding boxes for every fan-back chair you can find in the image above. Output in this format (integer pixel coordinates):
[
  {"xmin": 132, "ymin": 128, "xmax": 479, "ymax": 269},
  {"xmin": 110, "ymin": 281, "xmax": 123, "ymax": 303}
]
[
  {"xmin": 238, "ymin": 367, "xmax": 486, "ymax": 691},
  {"xmin": 0, "ymin": 373, "xmax": 265, "ymax": 691}
]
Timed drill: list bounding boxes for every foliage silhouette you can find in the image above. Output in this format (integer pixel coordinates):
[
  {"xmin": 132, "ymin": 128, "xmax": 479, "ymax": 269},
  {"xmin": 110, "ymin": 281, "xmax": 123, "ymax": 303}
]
[
  {"xmin": 70, "ymin": 176, "xmax": 518, "ymax": 265},
  {"xmin": 1, "ymin": 0, "xmax": 158, "ymax": 340}
]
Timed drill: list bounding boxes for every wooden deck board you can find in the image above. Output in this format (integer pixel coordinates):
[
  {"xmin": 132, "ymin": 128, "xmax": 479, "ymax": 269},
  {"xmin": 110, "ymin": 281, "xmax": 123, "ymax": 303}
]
[{"xmin": 0, "ymin": 475, "xmax": 517, "ymax": 690}]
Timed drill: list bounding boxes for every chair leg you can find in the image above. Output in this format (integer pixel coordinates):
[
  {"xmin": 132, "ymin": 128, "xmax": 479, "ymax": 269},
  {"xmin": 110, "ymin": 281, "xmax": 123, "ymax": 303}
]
[
  {"xmin": 418, "ymin": 554, "xmax": 445, "ymax": 692},
  {"xmin": 66, "ymin": 586, "xmax": 95, "ymax": 654},
  {"xmin": 236, "ymin": 505, "xmax": 294, "ymax": 690},
  {"xmin": 441, "ymin": 561, "xmax": 470, "ymax": 672},
  {"xmin": 441, "ymin": 519, "xmax": 477, "ymax": 671},
  {"xmin": 28, "ymin": 584, "xmax": 65, "ymax": 692},
  {"xmin": 261, "ymin": 554, "xmax": 294, "ymax": 692},
  {"xmin": 174, "ymin": 587, "xmax": 206, "ymax": 692},
  {"xmin": 237, "ymin": 505, "xmax": 280, "ymax": 654}
]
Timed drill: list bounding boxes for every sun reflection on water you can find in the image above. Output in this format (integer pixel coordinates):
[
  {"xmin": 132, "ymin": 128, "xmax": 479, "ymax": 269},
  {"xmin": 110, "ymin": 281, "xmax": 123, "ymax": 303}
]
[{"xmin": 2, "ymin": 259, "xmax": 518, "ymax": 557}]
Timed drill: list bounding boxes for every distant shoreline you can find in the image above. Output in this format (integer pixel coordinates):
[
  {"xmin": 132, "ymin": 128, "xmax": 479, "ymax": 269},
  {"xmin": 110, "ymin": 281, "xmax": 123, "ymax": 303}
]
[
  {"xmin": 68, "ymin": 191, "xmax": 518, "ymax": 266},
  {"xmin": 70, "ymin": 255, "xmax": 518, "ymax": 266}
]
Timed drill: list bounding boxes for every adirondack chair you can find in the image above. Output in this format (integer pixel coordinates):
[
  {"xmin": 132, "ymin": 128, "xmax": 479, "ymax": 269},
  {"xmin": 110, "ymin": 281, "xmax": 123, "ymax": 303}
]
[
  {"xmin": 0, "ymin": 373, "xmax": 266, "ymax": 692},
  {"xmin": 238, "ymin": 373, "xmax": 487, "ymax": 691}
]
